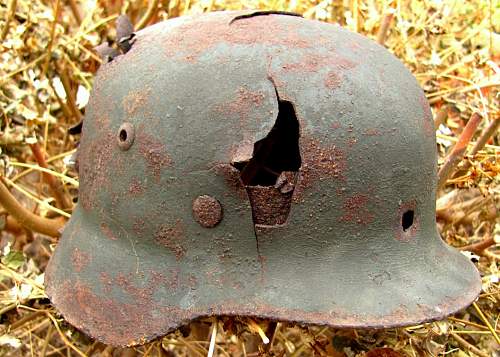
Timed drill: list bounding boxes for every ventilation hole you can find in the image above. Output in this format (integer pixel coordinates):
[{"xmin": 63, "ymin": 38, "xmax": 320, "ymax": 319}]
[
  {"xmin": 402, "ymin": 210, "xmax": 414, "ymax": 231},
  {"xmin": 119, "ymin": 129, "xmax": 127, "ymax": 142},
  {"xmin": 117, "ymin": 122, "xmax": 135, "ymax": 151},
  {"xmin": 238, "ymin": 93, "xmax": 301, "ymax": 186}
]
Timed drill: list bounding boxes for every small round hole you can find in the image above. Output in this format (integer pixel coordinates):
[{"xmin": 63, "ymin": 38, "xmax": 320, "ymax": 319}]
[
  {"xmin": 402, "ymin": 210, "xmax": 414, "ymax": 231},
  {"xmin": 119, "ymin": 129, "xmax": 127, "ymax": 142},
  {"xmin": 117, "ymin": 122, "xmax": 135, "ymax": 150}
]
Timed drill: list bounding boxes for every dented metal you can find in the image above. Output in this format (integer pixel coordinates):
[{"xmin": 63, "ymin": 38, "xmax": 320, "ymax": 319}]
[{"xmin": 45, "ymin": 10, "xmax": 481, "ymax": 347}]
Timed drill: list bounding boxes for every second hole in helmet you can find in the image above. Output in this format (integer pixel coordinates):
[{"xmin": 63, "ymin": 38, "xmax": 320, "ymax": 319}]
[{"xmin": 402, "ymin": 210, "xmax": 414, "ymax": 231}]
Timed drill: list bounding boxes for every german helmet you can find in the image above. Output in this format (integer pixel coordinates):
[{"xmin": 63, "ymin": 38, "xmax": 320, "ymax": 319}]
[{"xmin": 45, "ymin": 10, "xmax": 481, "ymax": 346}]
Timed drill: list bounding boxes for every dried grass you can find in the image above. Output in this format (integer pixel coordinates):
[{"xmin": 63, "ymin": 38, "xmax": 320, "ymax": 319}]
[{"xmin": 0, "ymin": 0, "xmax": 499, "ymax": 356}]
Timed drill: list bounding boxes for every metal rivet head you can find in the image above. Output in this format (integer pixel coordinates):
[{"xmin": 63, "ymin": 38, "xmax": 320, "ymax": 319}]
[
  {"xmin": 192, "ymin": 195, "xmax": 223, "ymax": 228},
  {"xmin": 117, "ymin": 122, "xmax": 135, "ymax": 150}
]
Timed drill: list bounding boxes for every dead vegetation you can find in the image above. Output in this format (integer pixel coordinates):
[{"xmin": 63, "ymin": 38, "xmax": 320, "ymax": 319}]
[{"xmin": 0, "ymin": 0, "xmax": 498, "ymax": 356}]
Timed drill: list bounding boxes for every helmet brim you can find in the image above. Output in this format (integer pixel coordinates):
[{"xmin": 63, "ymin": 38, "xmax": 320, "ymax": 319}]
[{"xmin": 45, "ymin": 206, "xmax": 481, "ymax": 347}]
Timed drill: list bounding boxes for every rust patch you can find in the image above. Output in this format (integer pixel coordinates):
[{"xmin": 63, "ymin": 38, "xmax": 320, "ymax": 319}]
[
  {"xmin": 123, "ymin": 87, "xmax": 151, "ymax": 116},
  {"xmin": 114, "ymin": 271, "xmax": 166, "ymax": 301},
  {"xmin": 192, "ymin": 195, "xmax": 223, "ymax": 228},
  {"xmin": 128, "ymin": 177, "xmax": 145, "ymax": 195},
  {"xmin": 154, "ymin": 219, "xmax": 186, "ymax": 260},
  {"xmin": 364, "ymin": 128, "xmax": 382, "ymax": 136},
  {"xmin": 339, "ymin": 194, "xmax": 375, "ymax": 225},
  {"xmin": 132, "ymin": 217, "xmax": 146, "ymax": 236},
  {"xmin": 246, "ymin": 172, "xmax": 297, "ymax": 226},
  {"xmin": 324, "ymin": 70, "xmax": 342, "ymax": 89},
  {"xmin": 71, "ymin": 248, "xmax": 90, "ymax": 272},
  {"xmin": 137, "ymin": 128, "xmax": 172, "ymax": 183},
  {"xmin": 164, "ymin": 13, "xmax": 310, "ymax": 61},
  {"xmin": 281, "ymin": 53, "xmax": 357, "ymax": 74},
  {"xmin": 395, "ymin": 200, "xmax": 419, "ymax": 242},
  {"xmin": 215, "ymin": 87, "xmax": 265, "ymax": 120},
  {"xmin": 99, "ymin": 272, "xmax": 113, "ymax": 294},
  {"xmin": 79, "ymin": 129, "xmax": 115, "ymax": 211},
  {"xmin": 295, "ymin": 137, "xmax": 347, "ymax": 197},
  {"xmin": 281, "ymin": 54, "xmax": 330, "ymax": 72},
  {"xmin": 214, "ymin": 163, "xmax": 247, "ymax": 199},
  {"xmin": 100, "ymin": 222, "xmax": 118, "ymax": 240},
  {"xmin": 331, "ymin": 121, "xmax": 342, "ymax": 130},
  {"xmin": 246, "ymin": 186, "xmax": 294, "ymax": 226}
]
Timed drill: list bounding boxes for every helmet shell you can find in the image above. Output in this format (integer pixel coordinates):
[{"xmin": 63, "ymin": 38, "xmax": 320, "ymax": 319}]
[{"xmin": 45, "ymin": 10, "xmax": 480, "ymax": 346}]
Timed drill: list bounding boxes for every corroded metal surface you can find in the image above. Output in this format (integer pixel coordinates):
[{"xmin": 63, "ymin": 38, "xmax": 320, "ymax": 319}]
[{"xmin": 45, "ymin": 10, "xmax": 481, "ymax": 347}]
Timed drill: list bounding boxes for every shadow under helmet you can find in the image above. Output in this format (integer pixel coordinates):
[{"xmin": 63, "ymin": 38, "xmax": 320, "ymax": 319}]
[{"xmin": 45, "ymin": 10, "xmax": 481, "ymax": 347}]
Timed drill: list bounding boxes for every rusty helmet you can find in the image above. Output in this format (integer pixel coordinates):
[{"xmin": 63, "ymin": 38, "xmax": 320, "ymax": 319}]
[{"xmin": 45, "ymin": 10, "xmax": 481, "ymax": 347}]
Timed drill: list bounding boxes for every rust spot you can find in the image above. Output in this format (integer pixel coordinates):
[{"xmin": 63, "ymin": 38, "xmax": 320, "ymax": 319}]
[
  {"xmin": 214, "ymin": 87, "xmax": 266, "ymax": 130},
  {"xmin": 281, "ymin": 54, "xmax": 330, "ymax": 73},
  {"xmin": 137, "ymin": 128, "xmax": 172, "ymax": 183},
  {"xmin": 100, "ymin": 222, "xmax": 118, "ymax": 240},
  {"xmin": 245, "ymin": 171, "xmax": 298, "ymax": 226},
  {"xmin": 214, "ymin": 163, "xmax": 247, "ymax": 199},
  {"xmin": 339, "ymin": 194, "xmax": 375, "ymax": 225},
  {"xmin": 154, "ymin": 219, "xmax": 186, "ymax": 260},
  {"xmin": 114, "ymin": 271, "xmax": 165, "ymax": 301},
  {"xmin": 281, "ymin": 53, "xmax": 357, "ymax": 75},
  {"xmin": 123, "ymin": 87, "xmax": 151, "ymax": 116},
  {"xmin": 192, "ymin": 195, "xmax": 223, "ymax": 228},
  {"xmin": 395, "ymin": 200, "xmax": 419, "ymax": 242},
  {"xmin": 132, "ymin": 217, "xmax": 146, "ymax": 236},
  {"xmin": 164, "ymin": 13, "xmax": 310, "ymax": 61},
  {"xmin": 364, "ymin": 128, "xmax": 381, "ymax": 136},
  {"xmin": 324, "ymin": 70, "xmax": 342, "ymax": 89},
  {"xmin": 295, "ymin": 137, "xmax": 347, "ymax": 197},
  {"xmin": 331, "ymin": 121, "xmax": 342, "ymax": 129},
  {"xmin": 246, "ymin": 184, "xmax": 294, "ymax": 226},
  {"xmin": 79, "ymin": 129, "xmax": 114, "ymax": 211},
  {"xmin": 128, "ymin": 178, "xmax": 144, "ymax": 195},
  {"xmin": 99, "ymin": 272, "xmax": 113, "ymax": 294},
  {"xmin": 71, "ymin": 248, "xmax": 90, "ymax": 272}
]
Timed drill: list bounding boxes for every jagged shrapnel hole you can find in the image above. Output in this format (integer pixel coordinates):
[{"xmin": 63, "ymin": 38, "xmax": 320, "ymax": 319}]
[{"xmin": 232, "ymin": 87, "xmax": 301, "ymax": 226}]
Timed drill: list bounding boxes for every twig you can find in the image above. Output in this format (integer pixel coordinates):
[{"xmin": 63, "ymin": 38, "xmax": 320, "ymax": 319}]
[
  {"xmin": 459, "ymin": 118, "xmax": 500, "ymax": 172},
  {"xmin": 67, "ymin": 0, "xmax": 82, "ymax": 25},
  {"xmin": 29, "ymin": 142, "xmax": 73, "ymax": 209},
  {"xmin": 57, "ymin": 64, "xmax": 82, "ymax": 122},
  {"xmin": 0, "ymin": 0, "xmax": 17, "ymax": 41},
  {"xmin": 376, "ymin": 12, "xmax": 394, "ymax": 45},
  {"xmin": 437, "ymin": 112, "xmax": 482, "ymax": 190},
  {"xmin": 207, "ymin": 319, "xmax": 218, "ymax": 357},
  {"xmin": 434, "ymin": 105, "xmax": 449, "ymax": 130},
  {"xmin": 450, "ymin": 332, "xmax": 490, "ymax": 357},
  {"xmin": 473, "ymin": 302, "xmax": 500, "ymax": 345},
  {"xmin": 42, "ymin": 0, "xmax": 61, "ymax": 76},
  {"xmin": 41, "ymin": 324, "xmax": 54, "ymax": 357},
  {"xmin": 247, "ymin": 319, "xmax": 269, "ymax": 344},
  {"xmin": 9, "ymin": 310, "xmax": 47, "ymax": 330},
  {"xmin": 459, "ymin": 237, "xmax": 496, "ymax": 255},
  {"xmin": 135, "ymin": 0, "xmax": 160, "ymax": 30},
  {"xmin": 263, "ymin": 322, "xmax": 279, "ymax": 352},
  {"xmin": 0, "ymin": 177, "xmax": 64, "ymax": 237}
]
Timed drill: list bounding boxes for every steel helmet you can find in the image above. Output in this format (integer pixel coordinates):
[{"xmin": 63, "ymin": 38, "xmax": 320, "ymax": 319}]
[{"xmin": 45, "ymin": 10, "xmax": 481, "ymax": 347}]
